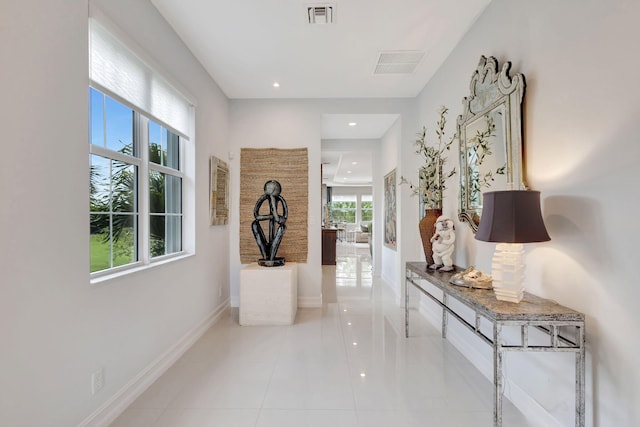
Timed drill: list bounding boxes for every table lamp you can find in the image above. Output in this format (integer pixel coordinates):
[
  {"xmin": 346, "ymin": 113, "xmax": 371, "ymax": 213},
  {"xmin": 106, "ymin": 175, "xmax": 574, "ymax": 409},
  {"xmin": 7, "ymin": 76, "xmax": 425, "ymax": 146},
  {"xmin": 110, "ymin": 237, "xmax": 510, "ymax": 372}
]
[{"xmin": 475, "ymin": 190, "xmax": 550, "ymax": 303}]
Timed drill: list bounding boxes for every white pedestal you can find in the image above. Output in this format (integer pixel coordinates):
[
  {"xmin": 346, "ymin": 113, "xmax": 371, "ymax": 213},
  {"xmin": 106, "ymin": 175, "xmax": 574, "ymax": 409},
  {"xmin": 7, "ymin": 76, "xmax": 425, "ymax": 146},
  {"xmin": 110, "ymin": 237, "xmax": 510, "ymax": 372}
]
[{"xmin": 239, "ymin": 263, "xmax": 298, "ymax": 325}]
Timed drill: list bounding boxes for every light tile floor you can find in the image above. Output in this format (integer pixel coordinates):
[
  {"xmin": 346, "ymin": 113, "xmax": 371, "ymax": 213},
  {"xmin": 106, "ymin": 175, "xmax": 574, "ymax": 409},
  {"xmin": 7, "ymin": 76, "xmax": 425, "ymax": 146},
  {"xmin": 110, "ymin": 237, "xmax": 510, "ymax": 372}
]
[{"xmin": 111, "ymin": 243, "xmax": 533, "ymax": 427}]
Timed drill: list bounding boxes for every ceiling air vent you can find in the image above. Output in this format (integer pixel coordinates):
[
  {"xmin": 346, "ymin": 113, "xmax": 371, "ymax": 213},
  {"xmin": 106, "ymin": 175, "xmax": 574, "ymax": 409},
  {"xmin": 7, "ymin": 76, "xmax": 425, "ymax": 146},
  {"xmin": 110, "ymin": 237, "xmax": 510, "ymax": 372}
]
[
  {"xmin": 307, "ymin": 5, "xmax": 335, "ymax": 24},
  {"xmin": 374, "ymin": 50, "xmax": 425, "ymax": 75}
]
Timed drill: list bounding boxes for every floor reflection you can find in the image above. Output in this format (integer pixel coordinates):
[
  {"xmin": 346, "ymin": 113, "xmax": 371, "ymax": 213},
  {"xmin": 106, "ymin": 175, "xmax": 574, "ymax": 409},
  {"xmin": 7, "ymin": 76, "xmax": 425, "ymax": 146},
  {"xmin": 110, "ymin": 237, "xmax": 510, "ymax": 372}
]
[
  {"xmin": 333, "ymin": 242, "xmax": 372, "ymax": 300},
  {"xmin": 113, "ymin": 239, "xmax": 532, "ymax": 427}
]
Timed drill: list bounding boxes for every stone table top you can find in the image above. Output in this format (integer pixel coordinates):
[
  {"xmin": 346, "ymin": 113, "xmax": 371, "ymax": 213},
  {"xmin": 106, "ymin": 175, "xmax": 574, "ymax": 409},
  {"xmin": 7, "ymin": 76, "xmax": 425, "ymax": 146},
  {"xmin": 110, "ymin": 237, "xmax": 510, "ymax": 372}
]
[{"xmin": 406, "ymin": 262, "xmax": 585, "ymax": 322}]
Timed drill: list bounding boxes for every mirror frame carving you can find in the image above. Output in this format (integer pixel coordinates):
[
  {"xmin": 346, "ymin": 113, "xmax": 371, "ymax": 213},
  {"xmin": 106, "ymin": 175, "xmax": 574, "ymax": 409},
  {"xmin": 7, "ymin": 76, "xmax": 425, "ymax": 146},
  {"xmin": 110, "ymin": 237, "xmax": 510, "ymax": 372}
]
[{"xmin": 457, "ymin": 55, "xmax": 526, "ymax": 232}]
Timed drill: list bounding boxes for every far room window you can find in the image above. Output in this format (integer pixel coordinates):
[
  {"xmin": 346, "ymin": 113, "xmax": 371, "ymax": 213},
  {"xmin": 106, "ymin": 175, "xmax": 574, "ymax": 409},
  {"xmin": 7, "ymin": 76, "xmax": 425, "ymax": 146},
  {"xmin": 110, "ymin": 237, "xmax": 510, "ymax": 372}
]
[
  {"xmin": 360, "ymin": 194, "xmax": 373, "ymax": 222},
  {"xmin": 330, "ymin": 195, "xmax": 357, "ymax": 224}
]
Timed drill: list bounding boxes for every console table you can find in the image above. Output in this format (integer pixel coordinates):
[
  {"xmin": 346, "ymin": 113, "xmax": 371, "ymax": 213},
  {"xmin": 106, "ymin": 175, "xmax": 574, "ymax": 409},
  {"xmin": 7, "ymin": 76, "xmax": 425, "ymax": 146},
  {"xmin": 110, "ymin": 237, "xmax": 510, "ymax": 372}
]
[{"xmin": 405, "ymin": 262, "xmax": 585, "ymax": 427}]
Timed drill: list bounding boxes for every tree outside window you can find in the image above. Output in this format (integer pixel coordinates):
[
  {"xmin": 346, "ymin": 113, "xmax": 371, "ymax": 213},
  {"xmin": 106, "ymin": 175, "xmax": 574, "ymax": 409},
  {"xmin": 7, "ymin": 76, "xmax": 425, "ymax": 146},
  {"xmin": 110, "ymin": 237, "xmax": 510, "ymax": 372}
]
[
  {"xmin": 361, "ymin": 195, "xmax": 373, "ymax": 222},
  {"xmin": 330, "ymin": 195, "xmax": 357, "ymax": 224},
  {"xmin": 90, "ymin": 87, "xmax": 183, "ymax": 274}
]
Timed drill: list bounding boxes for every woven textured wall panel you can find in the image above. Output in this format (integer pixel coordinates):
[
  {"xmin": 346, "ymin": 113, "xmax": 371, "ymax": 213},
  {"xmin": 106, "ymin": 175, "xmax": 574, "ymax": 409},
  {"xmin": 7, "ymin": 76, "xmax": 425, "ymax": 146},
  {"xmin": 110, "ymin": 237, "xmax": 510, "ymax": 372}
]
[{"xmin": 239, "ymin": 148, "xmax": 308, "ymax": 264}]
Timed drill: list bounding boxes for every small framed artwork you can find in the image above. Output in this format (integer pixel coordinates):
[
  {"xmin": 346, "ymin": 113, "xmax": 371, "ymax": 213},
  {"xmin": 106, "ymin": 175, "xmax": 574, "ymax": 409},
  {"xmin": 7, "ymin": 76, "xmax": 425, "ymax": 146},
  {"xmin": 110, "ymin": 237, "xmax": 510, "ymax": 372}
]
[
  {"xmin": 210, "ymin": 155, "xmax": 229, "ymax": 225},
  {"xmin": 384, "ymin": 168, "xmax": 397, "ymax": 249}
]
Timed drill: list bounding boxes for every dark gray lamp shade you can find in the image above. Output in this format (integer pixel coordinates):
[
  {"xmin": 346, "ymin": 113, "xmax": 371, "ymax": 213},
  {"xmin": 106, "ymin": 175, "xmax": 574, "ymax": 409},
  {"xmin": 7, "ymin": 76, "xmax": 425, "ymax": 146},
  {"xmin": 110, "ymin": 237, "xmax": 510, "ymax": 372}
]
[{"xmin": 475, "ymin": 190, "xmax": 551, "ymax": 243}]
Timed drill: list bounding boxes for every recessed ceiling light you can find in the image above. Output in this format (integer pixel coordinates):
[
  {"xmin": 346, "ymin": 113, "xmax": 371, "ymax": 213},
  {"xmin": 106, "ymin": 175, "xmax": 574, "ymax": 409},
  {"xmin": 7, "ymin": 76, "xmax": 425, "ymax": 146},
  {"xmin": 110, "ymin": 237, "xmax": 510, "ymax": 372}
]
[
  {"xmin": 347, "ymin": 170, "xmax": 352, "ymax": 174},
  {"xmin": 348, "ymin": 122, "xmax": 357, "ymax": 127},
  {"xmin": 360, "ymin": 372, "xmax": 366, "ymax": 378},
  {"xmin": 272, "ymin": 82, "xmax": 280, "ymax": 88},
  {"xmin": 351, "ymin": 161, "xmax": 358, "ymax": 165}
]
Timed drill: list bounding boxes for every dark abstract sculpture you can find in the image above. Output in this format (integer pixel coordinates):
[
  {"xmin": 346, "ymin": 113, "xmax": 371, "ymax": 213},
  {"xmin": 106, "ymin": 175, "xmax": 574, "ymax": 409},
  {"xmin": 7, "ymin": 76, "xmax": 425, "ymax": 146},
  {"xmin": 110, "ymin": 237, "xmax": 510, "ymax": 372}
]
[{"xmin": 252, "ymin": 180, "xmax": 288, "ymax": 267}]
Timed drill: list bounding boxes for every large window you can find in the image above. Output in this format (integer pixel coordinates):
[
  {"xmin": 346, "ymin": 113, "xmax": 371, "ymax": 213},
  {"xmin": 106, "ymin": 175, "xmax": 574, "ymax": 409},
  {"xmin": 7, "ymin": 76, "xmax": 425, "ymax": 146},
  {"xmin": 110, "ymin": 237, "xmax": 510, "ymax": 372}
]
[
  {"xmin": 89, "ymin": 14, "xmax": 192, "ymax": 276},
  {"xmin": 90, "ymin": 88, "xmax": 184, "ymax": 273}
]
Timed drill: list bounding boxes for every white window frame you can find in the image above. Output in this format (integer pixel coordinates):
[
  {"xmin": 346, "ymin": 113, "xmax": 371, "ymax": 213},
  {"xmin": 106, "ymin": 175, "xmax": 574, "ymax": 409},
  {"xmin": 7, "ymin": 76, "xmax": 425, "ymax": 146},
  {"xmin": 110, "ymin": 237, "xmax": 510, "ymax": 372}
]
[
  {"xmin": 330, "ymin": 195, "xmax": 358, "ymax": 224},
  {"xmin": 89, "ymin": 9, "xmax": 195, "ymax": 282},
  {"xmin": 360, "ymin": 194, "xmax": 373, "ymax": 223},
  {"xmin": 90, "ymin": 88, "xmax": 187, "ymax": 279}
]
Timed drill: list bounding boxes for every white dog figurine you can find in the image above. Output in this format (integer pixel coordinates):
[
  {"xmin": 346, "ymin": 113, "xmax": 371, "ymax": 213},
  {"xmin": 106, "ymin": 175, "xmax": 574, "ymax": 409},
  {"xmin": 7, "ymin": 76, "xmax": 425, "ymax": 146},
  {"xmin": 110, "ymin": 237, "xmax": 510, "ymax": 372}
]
[{"xmin": 429, "ymin": 216, "xmax": 455, "ymax": 272}]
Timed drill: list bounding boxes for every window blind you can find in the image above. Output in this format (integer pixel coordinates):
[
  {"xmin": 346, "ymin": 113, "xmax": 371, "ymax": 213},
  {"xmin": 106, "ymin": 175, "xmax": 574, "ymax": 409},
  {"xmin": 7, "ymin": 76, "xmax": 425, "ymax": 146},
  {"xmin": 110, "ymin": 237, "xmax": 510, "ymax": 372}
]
[{"xmin": 89, "ymin": 17, "xmax": 192, "ymax": 138}]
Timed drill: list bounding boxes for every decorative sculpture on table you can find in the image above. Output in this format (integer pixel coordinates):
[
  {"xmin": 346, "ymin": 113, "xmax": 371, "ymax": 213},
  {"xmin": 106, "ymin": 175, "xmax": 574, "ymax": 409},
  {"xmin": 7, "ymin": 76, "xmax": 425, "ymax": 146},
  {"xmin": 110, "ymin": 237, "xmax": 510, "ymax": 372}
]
[
  {"xmin": 449, "ymin": 267, "xmax": 493, "ymax": 289},
  {"xmin": 429, "ymin": 216, "xmax": 455, "ymax": 272},
  {"xmin": 252, "ymin": 180, "xmax": 288, "ymax": 267}
]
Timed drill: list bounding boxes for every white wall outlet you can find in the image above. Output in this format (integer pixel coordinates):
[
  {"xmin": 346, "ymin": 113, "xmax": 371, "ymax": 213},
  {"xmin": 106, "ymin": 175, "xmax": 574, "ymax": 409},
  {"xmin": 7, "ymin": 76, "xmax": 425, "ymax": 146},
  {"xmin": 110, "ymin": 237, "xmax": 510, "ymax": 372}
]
[{"xmin": 91, "ymin": 368, "xmax": 104, "ymax": 395}]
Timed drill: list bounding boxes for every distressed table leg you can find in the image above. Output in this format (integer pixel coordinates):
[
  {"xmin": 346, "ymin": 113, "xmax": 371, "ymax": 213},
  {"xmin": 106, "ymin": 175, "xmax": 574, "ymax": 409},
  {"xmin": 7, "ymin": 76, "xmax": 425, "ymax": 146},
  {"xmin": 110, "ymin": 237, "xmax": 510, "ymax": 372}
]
[
  {"xmin": 576, "ymin": 326, "xmax": 586, "ymax": 427},
  {"xmin": 493, "ymin": 323, "xmax": 503, "ymax": 427},
  {"xmin": 442, "ymin": 293, "xmax": 448, "ymax": 339},
  {"xmin": 405, "ymin": 275, "xmax": 409, "ymax": 338}
]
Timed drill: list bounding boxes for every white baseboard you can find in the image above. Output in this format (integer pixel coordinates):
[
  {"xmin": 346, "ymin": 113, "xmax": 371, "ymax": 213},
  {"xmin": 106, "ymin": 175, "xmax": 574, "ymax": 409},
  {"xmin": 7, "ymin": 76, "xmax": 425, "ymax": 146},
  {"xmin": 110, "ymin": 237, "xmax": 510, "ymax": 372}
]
[
  {"xmin": 384, "ymin": 277, "xmax": 402, "ymax": 305},
  {"xmin": 78, "ymin": 299, "xmax": 230, "ymax": 427},
  {"xmin": 417, "ymin": 298, "xmax": 562, "ymax": 427},
  {"xmin": 297, "ymin": 295, "xmax": 322, "ymax": 308},
  {"xmin": 231, "ymin": 295, "xmax": 322, "ymax": 308}
]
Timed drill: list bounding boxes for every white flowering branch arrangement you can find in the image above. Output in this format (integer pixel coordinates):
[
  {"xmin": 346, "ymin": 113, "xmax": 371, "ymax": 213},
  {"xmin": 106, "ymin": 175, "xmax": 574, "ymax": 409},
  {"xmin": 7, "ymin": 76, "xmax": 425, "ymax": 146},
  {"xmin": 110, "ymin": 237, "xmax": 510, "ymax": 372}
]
[
  {"xmin": 400, "ymin": 106, "xmax": 456, "ymax": 209},
  {"xmin": 466, "ymin": 115, "xmax": 506, "ymax": 203}
]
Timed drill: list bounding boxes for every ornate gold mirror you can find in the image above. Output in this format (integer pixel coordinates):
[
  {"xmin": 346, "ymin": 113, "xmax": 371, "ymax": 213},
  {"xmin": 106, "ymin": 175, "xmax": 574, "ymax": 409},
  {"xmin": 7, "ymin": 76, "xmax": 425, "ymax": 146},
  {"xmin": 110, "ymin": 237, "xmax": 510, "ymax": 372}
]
[{"xmin": 457, "ymin": 56, "xmax": 526, "ymax": 232}]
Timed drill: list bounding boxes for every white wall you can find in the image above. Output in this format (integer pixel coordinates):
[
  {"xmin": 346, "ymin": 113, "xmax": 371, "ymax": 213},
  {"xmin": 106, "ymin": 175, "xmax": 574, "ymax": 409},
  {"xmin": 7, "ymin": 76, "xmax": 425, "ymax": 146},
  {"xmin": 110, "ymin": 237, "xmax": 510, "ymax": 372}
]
[
  {"xmin": 228, "ymin": 100, "xmax": 323, "ymax": 307},
  {"xmin": 228, "ymin": 99, "xmax": 412, "ymax": 307},
  {"xmin": 407, "ymin": 0, "xmax": 640, "ymax": 425},
  {"xmin": 0, "ymin": 0, "xmax": 230, "ymax": 426},
  {"xmin": 379, "ymin": 117, "xmax": 404, "ymax": 296}
]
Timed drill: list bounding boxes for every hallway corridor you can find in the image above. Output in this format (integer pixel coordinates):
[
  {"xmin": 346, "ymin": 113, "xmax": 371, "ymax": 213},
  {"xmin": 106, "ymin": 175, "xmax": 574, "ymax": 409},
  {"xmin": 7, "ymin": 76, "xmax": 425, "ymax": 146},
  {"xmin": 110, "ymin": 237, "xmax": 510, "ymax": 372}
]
[{"xmin": 111, "ymin": 242, "xmax": 532, "ymax": 426}]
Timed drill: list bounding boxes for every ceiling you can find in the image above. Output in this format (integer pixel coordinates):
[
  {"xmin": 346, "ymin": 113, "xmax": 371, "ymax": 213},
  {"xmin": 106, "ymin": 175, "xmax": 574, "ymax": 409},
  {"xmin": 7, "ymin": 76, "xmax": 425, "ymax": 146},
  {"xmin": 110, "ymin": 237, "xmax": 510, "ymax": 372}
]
[
  {"xmin": 150, "ymin": 0, "xmax": 492, "ymax": 184},
  {"xmin": 321, "ymin": 114, "xmax": 398, "ymax": 187},
  {"xmin": 321, "ymin": 149, "xmax": 373, "ymax": 187}
]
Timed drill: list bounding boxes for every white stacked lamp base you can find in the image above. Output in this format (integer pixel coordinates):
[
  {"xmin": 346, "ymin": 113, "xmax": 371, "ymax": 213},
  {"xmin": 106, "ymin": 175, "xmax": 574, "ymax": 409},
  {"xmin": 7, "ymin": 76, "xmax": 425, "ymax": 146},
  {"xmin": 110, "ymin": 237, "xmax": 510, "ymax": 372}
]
[{"xmin": 491, "ymin": 243, "xmax": 525, "ymax": 303}]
